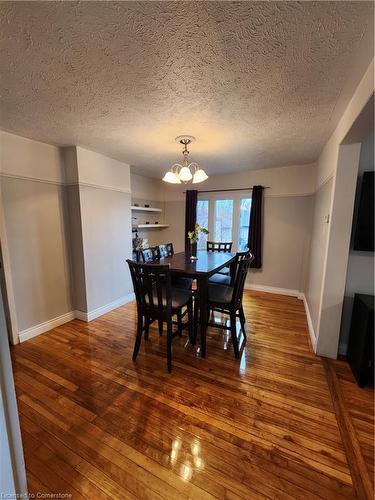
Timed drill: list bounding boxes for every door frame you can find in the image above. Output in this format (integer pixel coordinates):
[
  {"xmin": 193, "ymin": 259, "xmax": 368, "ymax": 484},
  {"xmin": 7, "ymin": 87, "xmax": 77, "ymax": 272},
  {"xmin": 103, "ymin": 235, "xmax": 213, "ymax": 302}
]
[{"xmin": 0, "ymin": 183, "xmax": 19, "ymax": 345}]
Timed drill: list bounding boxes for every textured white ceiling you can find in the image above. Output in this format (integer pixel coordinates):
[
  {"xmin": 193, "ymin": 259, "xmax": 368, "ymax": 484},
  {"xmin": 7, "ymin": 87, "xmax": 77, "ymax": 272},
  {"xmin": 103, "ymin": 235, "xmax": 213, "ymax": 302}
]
[{"xmin": 0, "ymin": 1, "xmax": 373, "ymax": 177}]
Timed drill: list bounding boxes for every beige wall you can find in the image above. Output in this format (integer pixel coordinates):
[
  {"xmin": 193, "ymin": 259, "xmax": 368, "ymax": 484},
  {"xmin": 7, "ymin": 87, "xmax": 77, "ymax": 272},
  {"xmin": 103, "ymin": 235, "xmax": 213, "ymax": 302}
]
[
  {"xmin": 0, "ymin": 132, "xmax": 72, "ymax": 335},
  {"xmin": 162, "ymin": 163, "xmax": 317, "ymax": 202},
  {"xmin": 65, "ymin": 184, "xmax": 87, "ymax": 312},
  {"xmin": 0, "ymin": 130, "xmax": 64, "ymax": 183},
  {"xmin": 130, "ymin": 172, "xmax": 168, "ymax": 248},
  {"xmin": 65, "ymin": 147, "xmax": 133, "ymax": 316},
  {"xmin": 305, "ymin": 179, "xmax": 333, "ymax": 335},
  {"xmin": 251, "ymin": 196, "xmax": 313, "ymax": 292},
  {"xmin": 0, "ymin": 132, "xmax": 134, "ymax": 341},
  {"xmin": 1, "ymin": 178, "xmax": 72, "ymax": 331},
  {"xmin": 80, "ymin": 186, "xmax": 133, "ymax": 312},
  {"xmin": 130, "ymin": 172, "xmax": 164, "ymax": 202}
]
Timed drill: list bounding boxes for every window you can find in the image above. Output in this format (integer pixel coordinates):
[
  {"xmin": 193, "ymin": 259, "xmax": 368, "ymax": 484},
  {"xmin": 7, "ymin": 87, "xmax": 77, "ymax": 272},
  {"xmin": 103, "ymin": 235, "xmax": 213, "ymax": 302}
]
[
  {"xmin": 238, "ymin": 198, "xmax": 251, "ymax": 251},
  {"xmin": 196, "ymin": 200, "xmax": 209, "ymax": 249},
  {"xmin": 197, "ymin": 193, "xmax": 251, "ymax": 251},
  {"xmin": 214, "ymin": 199, "xmax": 234, "ymax": 242}
]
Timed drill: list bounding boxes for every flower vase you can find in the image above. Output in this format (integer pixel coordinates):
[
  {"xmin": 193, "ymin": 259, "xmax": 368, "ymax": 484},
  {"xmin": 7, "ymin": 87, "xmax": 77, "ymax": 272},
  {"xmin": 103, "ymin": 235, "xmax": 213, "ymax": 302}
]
[{"xmin": 190, "ymin": 241, "xmax": 198, "ymax": 261}]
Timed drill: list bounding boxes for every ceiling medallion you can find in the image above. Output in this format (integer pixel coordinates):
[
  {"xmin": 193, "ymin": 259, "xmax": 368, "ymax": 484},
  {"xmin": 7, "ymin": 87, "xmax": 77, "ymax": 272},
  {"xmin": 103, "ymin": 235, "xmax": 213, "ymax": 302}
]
[{"xmin": 162, "ymin": 136, "xmax": 208, "ymax": 184}]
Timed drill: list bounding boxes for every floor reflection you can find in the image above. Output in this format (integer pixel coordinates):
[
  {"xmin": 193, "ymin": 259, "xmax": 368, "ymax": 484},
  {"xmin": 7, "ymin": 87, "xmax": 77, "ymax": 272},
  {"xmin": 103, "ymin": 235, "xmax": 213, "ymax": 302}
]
[{"xmin": 169, "ymin": 436, "xmax": 204, "ymax": 482}]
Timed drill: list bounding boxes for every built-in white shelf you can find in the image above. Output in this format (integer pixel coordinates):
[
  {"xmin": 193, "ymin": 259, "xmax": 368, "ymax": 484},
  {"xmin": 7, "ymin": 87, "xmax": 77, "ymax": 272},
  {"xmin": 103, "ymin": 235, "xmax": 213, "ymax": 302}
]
[
  {"xmin": 134, "ymin": 224, "xmax": 169, "ymax": 229},
  {"xmin": 131, "ymin": 206, "xmax": 162, "ymax": 213}
]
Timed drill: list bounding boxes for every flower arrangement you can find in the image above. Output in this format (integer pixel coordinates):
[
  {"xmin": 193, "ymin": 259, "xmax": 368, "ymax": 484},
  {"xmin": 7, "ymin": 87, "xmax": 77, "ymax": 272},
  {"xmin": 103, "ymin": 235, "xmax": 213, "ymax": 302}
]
[
  {"xmin": 188, "ymin": 223, "xmax": 209, "ymax": 243},
  {"xmin": 188, "ymin": 224, "xmax": 209, "ymax": 260}
]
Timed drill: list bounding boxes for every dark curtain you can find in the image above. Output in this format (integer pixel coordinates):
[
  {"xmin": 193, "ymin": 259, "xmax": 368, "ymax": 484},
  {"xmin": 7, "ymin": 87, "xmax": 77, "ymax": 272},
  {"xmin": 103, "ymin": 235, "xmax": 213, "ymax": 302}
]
[
  {"xmin": 248, "ymin": 185, "xmax": 264, "ymax": 268},
  {"xmin": 185, "ymin": 190, "xmax": 198, "ymax": 252}
]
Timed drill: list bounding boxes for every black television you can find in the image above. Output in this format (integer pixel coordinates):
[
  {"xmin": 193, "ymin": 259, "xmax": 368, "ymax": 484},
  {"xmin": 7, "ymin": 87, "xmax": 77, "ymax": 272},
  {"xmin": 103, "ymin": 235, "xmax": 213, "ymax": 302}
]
[{"xmin": 353, "ymin": 171, "xmax": 374, "ymax": 251}]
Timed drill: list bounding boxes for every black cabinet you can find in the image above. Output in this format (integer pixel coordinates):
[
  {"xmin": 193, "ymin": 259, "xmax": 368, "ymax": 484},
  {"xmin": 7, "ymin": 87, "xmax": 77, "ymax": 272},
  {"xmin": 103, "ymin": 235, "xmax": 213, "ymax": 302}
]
[{"xmin": 347, "ymin": 294, "xmax": 374, "ymax": 387}]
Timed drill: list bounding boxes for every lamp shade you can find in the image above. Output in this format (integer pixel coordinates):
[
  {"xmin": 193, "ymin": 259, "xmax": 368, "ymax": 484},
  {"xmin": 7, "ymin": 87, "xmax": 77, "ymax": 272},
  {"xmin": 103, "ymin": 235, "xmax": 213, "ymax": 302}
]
[
  {"xmin": 192, "ymin": 168, "xmax": 208, "ymax": 184},
  {"xmin": 179, "ymin": 166, "xmax": 193, "ymax": 182},
  {"xmin": 162, "ymin": 171, "xmax": 181, "ymax": 184}
]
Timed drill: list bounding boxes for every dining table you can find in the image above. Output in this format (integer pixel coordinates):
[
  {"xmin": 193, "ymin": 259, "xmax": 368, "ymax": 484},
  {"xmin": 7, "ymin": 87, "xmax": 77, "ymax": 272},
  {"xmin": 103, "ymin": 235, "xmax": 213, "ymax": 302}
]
[{"xmin": 159, "ymin": 250, "xmax": 236, "ymax": 356}]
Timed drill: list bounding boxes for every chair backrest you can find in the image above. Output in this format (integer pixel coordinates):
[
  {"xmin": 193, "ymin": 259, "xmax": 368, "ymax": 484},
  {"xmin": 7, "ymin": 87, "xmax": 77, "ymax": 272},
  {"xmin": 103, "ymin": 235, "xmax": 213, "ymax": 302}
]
[
  {"xmin": 229, "ymin": 250, "xmax": 253, "ymax": 286},
  {"xmin": 207, "ymin": 241, "xmax": 232, "ymax": 252},
  {"xmin": 126, "ymin": 260, "xmax": 172, "ymax": 312},
  {"xmin": 231, "ymin": 255, "xmax": 254, "ymax": 307},
  {"xmin": 158, "ymin": 243, "xmax": 174, "ymax": 258},
  {"xmin": 140, "ymin": 246, "xmax": 160, "ymax": 263}
]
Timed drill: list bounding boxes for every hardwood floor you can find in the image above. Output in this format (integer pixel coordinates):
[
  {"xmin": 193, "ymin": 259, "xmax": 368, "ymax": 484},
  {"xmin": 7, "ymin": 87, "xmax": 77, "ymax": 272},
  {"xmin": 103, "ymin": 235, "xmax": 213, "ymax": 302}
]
[{"xmin": 11, "ymin": 291, "xmax": 374, "ymax": 499}]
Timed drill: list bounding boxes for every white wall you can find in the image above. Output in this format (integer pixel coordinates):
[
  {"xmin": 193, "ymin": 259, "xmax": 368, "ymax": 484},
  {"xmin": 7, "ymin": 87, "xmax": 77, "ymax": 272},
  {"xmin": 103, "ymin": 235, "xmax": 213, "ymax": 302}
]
[
  {"xmin": 305, "ymin": 58, "xmax": 374, "ymax": 357},
  {"xmin": 339, "ymin": 129, "xmax": 374, "ymax": 355}
]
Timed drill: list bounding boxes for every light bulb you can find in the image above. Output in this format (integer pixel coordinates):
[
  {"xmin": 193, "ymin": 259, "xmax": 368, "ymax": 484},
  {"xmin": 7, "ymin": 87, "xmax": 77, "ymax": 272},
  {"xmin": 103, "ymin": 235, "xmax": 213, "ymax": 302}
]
[{"xmin": 179, "ymin": 166, "xmax": 193, "ymax": 182}]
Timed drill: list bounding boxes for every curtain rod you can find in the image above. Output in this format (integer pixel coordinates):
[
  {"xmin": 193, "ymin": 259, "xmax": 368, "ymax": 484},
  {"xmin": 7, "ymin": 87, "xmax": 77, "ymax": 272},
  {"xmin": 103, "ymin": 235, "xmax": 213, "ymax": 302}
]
[{"xmin": 183, "ymin": 186, "xmax": 271, "ymax": 194}]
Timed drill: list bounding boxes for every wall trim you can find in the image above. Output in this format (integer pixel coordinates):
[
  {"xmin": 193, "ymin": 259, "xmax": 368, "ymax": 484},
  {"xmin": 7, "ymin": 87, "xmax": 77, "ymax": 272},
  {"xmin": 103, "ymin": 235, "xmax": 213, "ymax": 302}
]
[
  {"xmin": 300, "ymin": 293, "xmax": 317, "ymax": 352},
  {"xmin": 245, "ymin": 283, "xmax": 301, "ymax": 298},
  {"xmin": 73, "ymin": 182, "xmax": 131, "ymax": 195},
  {"xmin": 0, "ymin": 173, "xmax": 131, "ymax": 194},
  {"xmin": 0, "ymin": 172, "xmax": 63, "ymax": 186},
  {"xmin": 18, "ymin": 293, "xmax": 136, "ymax": 342},
  {"xmin": 75, "ymin": 293, "xmax": 135, "ymax": 322},
  {"xmin": 18, "ymin": 311, "xmax": 76, "ymax": 343}
]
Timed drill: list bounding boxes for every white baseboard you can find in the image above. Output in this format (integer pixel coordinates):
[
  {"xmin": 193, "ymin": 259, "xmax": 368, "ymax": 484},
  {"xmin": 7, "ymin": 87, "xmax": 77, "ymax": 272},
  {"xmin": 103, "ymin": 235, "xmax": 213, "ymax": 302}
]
[
  {"xmin": 75, "ymin": 293, "xmax": 135, "ymax": 322},
  {"xmin": 300, "ymin": 293, "xmax": 317, "ymax": 352},
  {"xmin": 18, "ymin": 311, "xmax": 76, "ymax": 343},
  {"xmin": 244, "ymin": 285, "xmax": 317, "ymax": 354},
  {"xmin": 19, "ymin": 293, "xmax": 135, "ymax": 342},
  {"xmin": 245, "ymin": 283, "xmax": 301, "ymax": 298}
]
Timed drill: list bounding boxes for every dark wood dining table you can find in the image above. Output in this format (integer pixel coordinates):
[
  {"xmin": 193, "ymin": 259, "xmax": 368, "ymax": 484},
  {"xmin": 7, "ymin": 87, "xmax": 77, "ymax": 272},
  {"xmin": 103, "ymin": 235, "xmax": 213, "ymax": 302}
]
[{"xmin": 159, "ymin": 250, "xmax": 236, "ymax": 356}]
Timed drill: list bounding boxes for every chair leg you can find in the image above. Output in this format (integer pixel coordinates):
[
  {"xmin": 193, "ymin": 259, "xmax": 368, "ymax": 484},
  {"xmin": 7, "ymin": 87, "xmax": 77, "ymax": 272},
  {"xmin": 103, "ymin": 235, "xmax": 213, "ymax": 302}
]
[
  {"xmin": 177, "ymin": 310, "xmax": 183, "ymax": 337},
  {"xmin": 230, "ymin": 311, "xmax": 240, "ymax": 359},
  {"xmin": 144, "ymin": 314, "xmax": 150, "ymax": 340},
  {"xmin": 240, "ymin": 305, "xmax": 246, "ymax": 323},
  {"xmin": 133, "ymin": 312, "xmax": 143, "ymax": 360},
  {"xmin": 166, "ymin": 318, "xmax": 173, "ymax": 372},
  {"xmin": 193, "ymin": 297, "xmax": 199, "ymax": 344},
  {"xmin": 158, "ymin": 318, "xmax": 163, "ymax": 336},
  {"xmin": 239, "ymin": 306, "xmax": 247, "ymax": 340},
  {"xmin": 187, "ymin": 300, "xmax": 194, "ymax": 345}
]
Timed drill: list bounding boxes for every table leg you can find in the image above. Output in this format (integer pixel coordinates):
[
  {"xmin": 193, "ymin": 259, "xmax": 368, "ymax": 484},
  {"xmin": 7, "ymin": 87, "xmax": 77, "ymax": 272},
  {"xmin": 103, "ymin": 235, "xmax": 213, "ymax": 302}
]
[{"xmin": 198, "ymin": 275, "xmax": 208, "ymax": 357}]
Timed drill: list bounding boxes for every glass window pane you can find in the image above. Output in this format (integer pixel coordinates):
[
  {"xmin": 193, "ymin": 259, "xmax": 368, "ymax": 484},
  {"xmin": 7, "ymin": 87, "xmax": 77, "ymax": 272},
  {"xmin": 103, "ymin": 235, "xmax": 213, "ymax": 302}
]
[
  {"xmin": 214, "ymin": 200, "xmax": 233, "ymax": 243},
  {"xmin": 196, "ymin": 200, "xmax": 209, "ymax": 250},
  {"xmin": 238, "ymin": 198, "xmax": 252, "ymax": 251}
]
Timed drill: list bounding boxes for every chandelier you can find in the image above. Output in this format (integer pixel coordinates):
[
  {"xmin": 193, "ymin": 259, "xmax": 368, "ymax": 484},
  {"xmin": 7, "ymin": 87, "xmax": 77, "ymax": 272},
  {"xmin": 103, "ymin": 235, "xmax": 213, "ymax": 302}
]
[{"xmin": 162, "ymin": 136, "xmax": 208, "ymax": 184}]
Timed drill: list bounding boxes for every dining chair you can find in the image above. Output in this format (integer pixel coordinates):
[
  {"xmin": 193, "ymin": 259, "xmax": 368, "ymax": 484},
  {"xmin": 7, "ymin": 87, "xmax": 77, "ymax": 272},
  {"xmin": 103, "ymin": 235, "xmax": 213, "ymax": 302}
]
[
  {"xmin": 158, "ymin": 243, "xmax": 174, "ymax": 258},
  {"xmin": 206, "ymin": 241, "xmax": 233, "ymax": 252},
  {"xmin": 206, "ymin": 241, "xmax": 233, "ymax": 275},
  {"xmin": 209, "ymin": 250, "xmax": 253, "ymax": 286},
  {"xmin": 140, "ymin": 246, "xmax": 160, "ymax": 263},
  {"xmin": 206, "ymin": 255, "xmax": 253, "ymax": 358},
  {"xmin": 158, "ymin": 243, "xmax": 193, "ymax": 291},
  {"xmin": 127, "ymin": 260, "xmax": 193, "ymax": 372}
]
